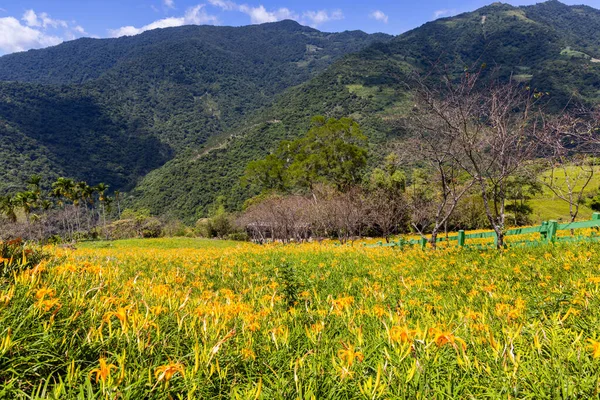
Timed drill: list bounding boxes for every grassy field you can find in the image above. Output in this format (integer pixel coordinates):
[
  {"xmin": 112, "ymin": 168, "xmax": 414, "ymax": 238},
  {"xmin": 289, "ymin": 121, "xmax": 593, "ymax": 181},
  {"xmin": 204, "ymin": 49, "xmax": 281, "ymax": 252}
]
[
  {"xmin": 530, "ymin": 166, "xmax": 600, "ymax": 223},
  {"xmin": 2, "ymin": 238, "xmax": 600, "ymax": 398}
]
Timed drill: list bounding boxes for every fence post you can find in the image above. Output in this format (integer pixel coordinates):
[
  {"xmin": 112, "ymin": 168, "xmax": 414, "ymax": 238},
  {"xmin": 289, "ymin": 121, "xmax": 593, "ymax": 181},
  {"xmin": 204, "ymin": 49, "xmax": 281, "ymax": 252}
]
[
  {"xmin": 546, "ymin": 220, "xmax": 558, "ymax": 243},
  {"xmin": 493, "ymin": 231, "xmax": 499, "ymax": 248},
  {"xmin": 540, "ymin": 221, "xmax": 548, "ymax": 240},
  {"xmin": 593, "ymin": 212, "xmax": 600, "ymax": 221},
  {"xmin": 458, "ymin": 230, "xmax": 465, "ymax": 247},
  {"xmin": 420, "ymin": 237, "xmax": 427, "ymax": 250}
]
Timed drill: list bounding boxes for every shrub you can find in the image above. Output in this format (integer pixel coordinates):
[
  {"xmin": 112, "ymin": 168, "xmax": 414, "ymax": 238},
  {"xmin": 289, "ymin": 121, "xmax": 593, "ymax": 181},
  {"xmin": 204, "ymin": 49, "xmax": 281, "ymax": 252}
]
[
  {"xmin": 141, "ymin": 218, "xmax": 163, "ymax": 238},
  {"xmin": 1, "ymin": 238, "xmax": 48, "ymax": 278}
]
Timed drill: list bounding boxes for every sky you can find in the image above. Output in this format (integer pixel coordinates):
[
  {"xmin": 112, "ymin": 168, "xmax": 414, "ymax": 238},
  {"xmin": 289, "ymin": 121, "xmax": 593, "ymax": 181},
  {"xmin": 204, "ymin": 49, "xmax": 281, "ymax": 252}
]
[{"xmin": 1, "ymin": 0, "xmax": 599, "ymax": 55}]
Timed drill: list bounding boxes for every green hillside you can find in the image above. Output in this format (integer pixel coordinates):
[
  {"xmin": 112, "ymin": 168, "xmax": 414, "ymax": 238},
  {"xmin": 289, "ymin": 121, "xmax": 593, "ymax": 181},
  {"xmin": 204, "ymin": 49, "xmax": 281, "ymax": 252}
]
[
  {"xmin": 2, "ymin": 1, "xmax": 600, "ymax": 221},
  {"xmin": 130, "ymin": 0, "xmax": 600, "ymax": 221},
  {"xmin": 0, "ymin": 21, "xmax": 391, "ymax": 193}
]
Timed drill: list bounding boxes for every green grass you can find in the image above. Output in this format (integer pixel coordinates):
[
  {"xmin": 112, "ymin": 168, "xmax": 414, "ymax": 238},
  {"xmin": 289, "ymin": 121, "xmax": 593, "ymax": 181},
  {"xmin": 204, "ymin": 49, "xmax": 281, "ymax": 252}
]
[
  {"xmin": 529, "ymin": 198, "xmax": 595, "ymax": 223},
  {"xmin": 78, "ymin": 237, "xmax": 243, "ymax": 250},
  {"xmin": 528, "ymin": 165, "xmax": 600, "ymax": 222},
  {"xmin": 4, "ymin": 239, "xmax": 600, "ymax": 398}
]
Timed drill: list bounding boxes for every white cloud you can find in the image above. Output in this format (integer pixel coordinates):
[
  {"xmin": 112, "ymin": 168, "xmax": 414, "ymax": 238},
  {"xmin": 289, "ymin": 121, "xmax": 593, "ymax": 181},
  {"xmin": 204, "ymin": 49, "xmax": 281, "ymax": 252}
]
[
  {"xmin": 302, "ymin": 9, "xmax": 343, "ymax": 28},
  {"xmin": 22, "ymin": 9, "xmax": 39, "ymax": 27},
  {"xmin": 22, "ymin": 9, "xmax": 67, "ymax": 29},
  {"xmin": 208, "ymin": 0, "xmax": 340, "ymax": 27},
  {"xmin": 369, "ymin": 10, "xmax": 388, "ymax": 24},
  {"xmin": 433, "ymin": 9, "xmax": 457, "ymax": 19},
  {"xmin": 209, "ymin": 0, "xmax": 297, "ymax": 24},
  {"xmin": 239, "ymin": 5, "xmax": 297, "ymax": 24},
  {"xmin": 0, "ymin": 9, "xmax": 86, "ymax": 54},
  {"xmin": 0, "ymin": 16, "xmax": 63, "ymax": 53},
  {"xmin": 109, "ymin": 4, "xmax": 218, "ymax": 37},
  {"xmin": 164, "ymin": 0, "xmax": 175, "ymax": 8},
  {"xmin": 208, "ymin": 0, "xmax": 238, "ymax": 11}
]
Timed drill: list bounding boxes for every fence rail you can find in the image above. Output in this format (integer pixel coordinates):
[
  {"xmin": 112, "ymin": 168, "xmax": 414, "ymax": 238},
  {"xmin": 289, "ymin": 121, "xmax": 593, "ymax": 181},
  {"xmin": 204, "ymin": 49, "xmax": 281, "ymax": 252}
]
[{"xmin": 368, "ymin": 212, "xmax": 600, "ymax": 250}]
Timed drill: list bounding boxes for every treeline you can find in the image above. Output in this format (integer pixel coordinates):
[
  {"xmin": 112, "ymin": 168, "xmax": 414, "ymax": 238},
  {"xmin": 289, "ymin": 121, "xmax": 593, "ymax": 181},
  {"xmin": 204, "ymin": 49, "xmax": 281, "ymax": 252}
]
[
  {"xmin": 0, "ymin": 176, "xmax": 116, "ymax": 242},
  {"xmin": 237, "ymin": 67, "xmax": 600, "ymax": 248},
  {"xmin": 0, "ymin": 176, "xmax": 242, "ymax": 243}
]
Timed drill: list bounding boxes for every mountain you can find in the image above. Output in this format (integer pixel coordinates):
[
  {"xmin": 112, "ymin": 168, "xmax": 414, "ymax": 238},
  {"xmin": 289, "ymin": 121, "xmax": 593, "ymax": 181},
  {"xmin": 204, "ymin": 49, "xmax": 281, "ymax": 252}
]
[
  {"xmin": 3, "ymin": 1, "xmax": 600, "ymax": 222},
  {"xmin": 0, "ymin": 21, "xmax": 392, "ymax": 193},
  {"xmin": 129, "ymin": 0, "xmax": 600, "ymax": 221}
]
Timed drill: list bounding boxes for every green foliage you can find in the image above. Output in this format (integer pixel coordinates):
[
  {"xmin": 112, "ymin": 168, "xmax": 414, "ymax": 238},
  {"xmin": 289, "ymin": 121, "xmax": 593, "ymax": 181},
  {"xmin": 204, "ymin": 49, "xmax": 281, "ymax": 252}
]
[
  {"xmin": 245, "ymin": 117, "xmax": 368, "ymax": 192},
  {"xmin": 4, "ymin": 2, "xmax": 600, "ymax": 221},
  {"xmin": 368, "ymin": 153, "xmax": 406, "ymax": 192},
  {"xmin": 0, "ymin": 22, "xmax": 390, "ymax": 196},
  {"xmin": 0, "ymin": 238, "xmax": 48, "ymax": 278}
]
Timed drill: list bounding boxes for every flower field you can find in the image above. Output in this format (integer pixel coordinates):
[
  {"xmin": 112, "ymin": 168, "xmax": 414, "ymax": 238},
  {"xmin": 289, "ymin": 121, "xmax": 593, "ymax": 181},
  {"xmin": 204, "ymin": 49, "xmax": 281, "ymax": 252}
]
[{"xmin": 2, "ymin": 238, "xmax": 600, "ymax": 398}]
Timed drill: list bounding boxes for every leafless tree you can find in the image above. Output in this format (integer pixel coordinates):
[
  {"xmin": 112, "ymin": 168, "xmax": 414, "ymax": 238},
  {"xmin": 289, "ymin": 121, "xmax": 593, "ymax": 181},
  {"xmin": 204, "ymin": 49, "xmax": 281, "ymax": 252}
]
[
  {"xmin": 399, "ymin": 90, "xmax": 475, "ymax": 248},
  {"xmin": 535, "ymin": 107, "xmax": 600, "ymax": 224},
  {"xmin": 408, "ymin": 67, "xmax": 540, "ymax": 248}
]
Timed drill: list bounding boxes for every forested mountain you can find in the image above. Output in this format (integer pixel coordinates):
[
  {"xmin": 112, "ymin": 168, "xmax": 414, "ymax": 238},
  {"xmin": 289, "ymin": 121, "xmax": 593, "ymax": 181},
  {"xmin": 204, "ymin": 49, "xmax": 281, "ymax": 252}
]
[
  {"xmin": 130, "ymin": 0, "xmax": 600, "ymax": 221},
  {"xmin": 3, "ymin": 0, "xmax": 600, "ymax": 221},
  {"xmin": 0, "ymin": 21, "xmax": 391, "ymax": 193}
]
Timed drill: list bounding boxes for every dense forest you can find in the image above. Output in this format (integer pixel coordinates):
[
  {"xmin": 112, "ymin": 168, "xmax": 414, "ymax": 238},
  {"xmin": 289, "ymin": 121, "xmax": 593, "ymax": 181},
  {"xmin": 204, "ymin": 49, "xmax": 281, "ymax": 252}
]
[
  {"xmin": 2, "ymin": 1, "xmax": 600, "ymax": 222},
  {"xmin": 0, "ymin": 21, "xmax": 391, "ymax": 194}
]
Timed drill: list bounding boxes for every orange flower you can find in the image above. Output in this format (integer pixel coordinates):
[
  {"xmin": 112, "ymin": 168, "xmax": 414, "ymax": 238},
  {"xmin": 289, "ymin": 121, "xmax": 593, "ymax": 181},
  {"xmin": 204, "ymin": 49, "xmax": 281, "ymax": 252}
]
[
  {"xmin": 429, "ymin": 328, "xmax": 466, "ymax": 350},
  {"xmin": 588, "ymin": 339, "xmax": 600, "ymax": 359},
  {"xmin": 35, "ymin": 287, "xmax": 55, "ymax": 299},
  {"xmin": 389, "ymin": 326, "xmax": 415, "ymax": 343},
  {"xmin": 338, "ymin": 342, "xmax": 364, "ymax": 367},
  {"xmin": 90, "ymin": 357, "xmax": 117, "ymax": 384},
  {"xmin": 155, "ymin": 362, "xmax": 184, "ymax": 383}
]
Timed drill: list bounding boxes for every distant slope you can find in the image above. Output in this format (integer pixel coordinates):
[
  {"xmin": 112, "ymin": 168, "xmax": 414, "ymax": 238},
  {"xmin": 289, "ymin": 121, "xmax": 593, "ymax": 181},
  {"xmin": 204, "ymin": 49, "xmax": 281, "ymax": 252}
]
[
  {"xmin": 130, "ymin": 0, "xmax": 600, "ymax": 221},
  {"xmin": 0, "ymin": 21, "xmax": 391, "ymax": 193}
]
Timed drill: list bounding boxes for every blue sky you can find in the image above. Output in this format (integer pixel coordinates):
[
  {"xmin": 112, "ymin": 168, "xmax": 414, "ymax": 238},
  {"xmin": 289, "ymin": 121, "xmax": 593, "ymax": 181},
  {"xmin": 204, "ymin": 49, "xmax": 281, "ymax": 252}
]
[{"xmin": 1, "ymin": 0, "xmax": 599, "ymax": 54}]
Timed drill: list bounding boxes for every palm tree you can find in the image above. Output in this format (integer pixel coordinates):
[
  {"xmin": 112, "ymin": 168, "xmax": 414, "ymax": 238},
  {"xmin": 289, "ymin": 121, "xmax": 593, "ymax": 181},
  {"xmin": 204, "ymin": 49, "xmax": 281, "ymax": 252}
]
[
  {"xmin": 51, "ymin": 177, "xmax": 76, "ymax": 206},
  {"xmin": 114, "ymin": 190, "xmax": 122, "ymax": 219},
  {"xmin": 51, "ymin": 177, "xmax": 76, "ymax": 237},
  {"xmin": 0, "ymin": 195, "xmax": 17, "ymax": 223},
  {"xmin": 95, "ymin": 183, "xmax": 109, "ymax": 237}
]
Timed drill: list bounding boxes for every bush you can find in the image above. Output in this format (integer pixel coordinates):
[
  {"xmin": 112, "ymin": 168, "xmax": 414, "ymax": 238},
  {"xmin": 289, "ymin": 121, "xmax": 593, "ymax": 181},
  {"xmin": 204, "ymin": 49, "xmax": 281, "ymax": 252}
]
[
  {"xmin": 1, "ymin": 238, "xmax": 48, "ymax": 278},
  {"xmin": 104, "ymin": 217, "xmax": 164, "ymax": 240},
  {"xmin": 162, "ymin": 220, "xmax": 191, "ymax": 237},
  {"xmin": 141, "ymin": 218, "xmax": 163, "ymax": 238},
  {"xmin": 226, "ymin": 232, "xmax": 249, "ymax": 241},
  {"xmin": 195, "ymin": 214, "xmax": 239, "ymax": 239}
]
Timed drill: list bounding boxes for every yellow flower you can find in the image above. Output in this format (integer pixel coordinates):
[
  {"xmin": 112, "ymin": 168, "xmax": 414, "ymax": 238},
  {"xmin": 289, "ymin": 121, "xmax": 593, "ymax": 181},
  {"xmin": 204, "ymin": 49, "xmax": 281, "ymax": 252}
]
[
  {"xmin": 90, "ymin": 357, "xmax": 117, "ymax": 384},
  {"xmin": 338, "ymin": 343, "xmax": 364, "ymax": 367},
  {"xmin": 35, "ymin": 287, "xmax": 55, "ymax": 299},
  {"xmin": 241, "ymin": 348, "xmax": 256, "ymax": 361},
  {"xmin": 155, "ymin": 362, "xmax": 184, "ymax": 383},
  {"xmin": 588, "ymin": 339, "xmax": 600, "ymax": 359},
  {"xmin": 389, "ymin": 326, "xmax": 415, "ymax": 343}
]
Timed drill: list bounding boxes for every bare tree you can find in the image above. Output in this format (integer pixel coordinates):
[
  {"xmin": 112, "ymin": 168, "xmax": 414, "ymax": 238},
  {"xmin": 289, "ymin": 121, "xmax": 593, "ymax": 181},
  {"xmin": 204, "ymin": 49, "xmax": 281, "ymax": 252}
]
[
  {"xmin": 535, "ymin": 107, "xmax": 600, "ymax": 224},
  {"xmin": 409, "ymin": 68, "xmax": 540, "ymax": 248},
  {"xmin": 400, "ymin": 87, "xmax": 475, "ymax": 248}
]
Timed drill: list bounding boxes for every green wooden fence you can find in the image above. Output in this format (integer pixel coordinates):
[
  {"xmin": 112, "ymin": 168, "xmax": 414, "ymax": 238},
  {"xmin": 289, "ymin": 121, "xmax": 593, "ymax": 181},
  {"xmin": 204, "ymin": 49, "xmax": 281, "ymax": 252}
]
[{"xmin": 368, "ymin": 212, "xmax": 600, "ymax": 250}]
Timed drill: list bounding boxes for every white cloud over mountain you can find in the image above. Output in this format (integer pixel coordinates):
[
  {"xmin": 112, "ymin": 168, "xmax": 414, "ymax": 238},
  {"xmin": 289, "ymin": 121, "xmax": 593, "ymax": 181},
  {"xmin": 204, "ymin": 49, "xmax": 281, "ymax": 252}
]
[
  {"xmin": 109, "ymin": 4, "xmax": 218, "ymax": 37},
  {"xmin": 208, "ymin": 0, "xmax": 342, "ymax": 27},
  {"xmin": 0, "ymin": 10, "xmax": 85, "ymax": 54},
  {"xmin": 0, "ymin": 2, "xmax": 346, "ymax": 54},
  {"xmin": 369, "ymin": 10, "xmax": 388, "ymax": 24}
]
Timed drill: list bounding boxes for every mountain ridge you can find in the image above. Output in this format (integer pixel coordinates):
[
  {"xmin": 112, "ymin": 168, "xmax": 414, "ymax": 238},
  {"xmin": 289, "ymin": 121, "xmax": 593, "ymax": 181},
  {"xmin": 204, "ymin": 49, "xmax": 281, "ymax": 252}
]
[
  {"xmin": 2, "ymin": 1, "xmax": 600, "ymax": 221},
  {"xmin": 0, "ymin": 21, "xmax": 392, "ymax": 194}
]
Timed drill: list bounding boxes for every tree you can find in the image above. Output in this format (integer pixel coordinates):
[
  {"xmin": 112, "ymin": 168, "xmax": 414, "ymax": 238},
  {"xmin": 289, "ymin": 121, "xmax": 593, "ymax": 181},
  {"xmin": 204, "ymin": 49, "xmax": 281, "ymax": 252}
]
[
  {"xmin": 0, "ymin": 195, "xmax": 17, "ymax": 223},
  {"xmin": 366, "ymin": 154, "xmax": 408, "ymax": 242},
  {"xmin": 535, "ymin": 108, "xmax": 599, "ymax": 224},
  {"xmin": 400, "ymin": 90, "xmax": 476, "ymax": 248},
  {"xmin": 244, "ymin": 117, "xmax": 368, "ymax": 193},
  {"xmin": 410, "ymin": 67, "xmax": 540, "ymax": 248}
]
